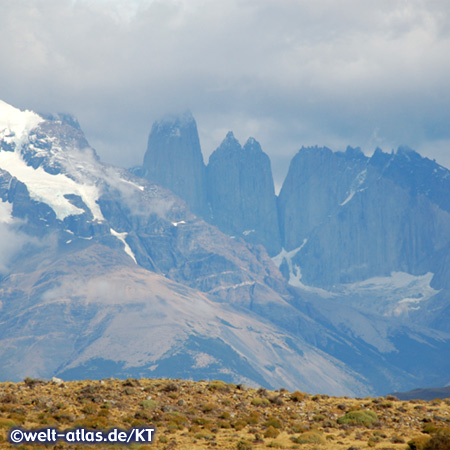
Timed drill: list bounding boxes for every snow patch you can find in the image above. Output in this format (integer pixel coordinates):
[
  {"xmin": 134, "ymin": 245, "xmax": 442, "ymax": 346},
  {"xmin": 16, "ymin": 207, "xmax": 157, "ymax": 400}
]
[
  {"xmin": 0, "ymin": 150, "xmax": 103, "ymax": 221},
  {"xmin": 340, "ymin": 271, "xmax": 439, "ymax": 318},
  {"xmin": 242, "ymin": 229, "xmax": 255, "ymax": 236},
  {"xmin": 341, "ymin": 169, "xmax": 367, "ymax": 206},
  {"xmin": 0, "ymin": 100, "xmax": 43, "ymax": 149},
  {"xmin": 272, "ymin": 241, "xmax": 307, "ymax": 268},
  {"xmin": 110, "ymin": 228, "xmax": 137, "ymax": 264},
  {"xmin": 172, "ymin": 220, "xmax": 186, "ymax": 227},
  {"xmin": 273, "ymin": 242, "xmax": 334, "ymax": 297}
]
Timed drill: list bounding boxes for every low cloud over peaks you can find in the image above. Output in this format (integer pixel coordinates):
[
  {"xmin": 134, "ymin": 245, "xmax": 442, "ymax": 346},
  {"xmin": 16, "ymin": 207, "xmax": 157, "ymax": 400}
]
[{"xmin": 1, "ymin": 0, "xmax": 449, "ymax": 180}]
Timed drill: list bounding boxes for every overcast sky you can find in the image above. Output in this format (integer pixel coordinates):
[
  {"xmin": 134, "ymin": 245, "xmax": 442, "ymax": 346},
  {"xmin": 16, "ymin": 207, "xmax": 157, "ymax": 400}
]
[{"xmin": 1, "ymin": 0, "xmax": 449, "ymax": 185}]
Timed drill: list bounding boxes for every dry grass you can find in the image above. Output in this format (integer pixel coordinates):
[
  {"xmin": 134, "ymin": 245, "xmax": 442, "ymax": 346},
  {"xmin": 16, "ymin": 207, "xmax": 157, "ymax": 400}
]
[{"xmin": 0, "ymin": 378, "xmax": 449, "ymax": 449}]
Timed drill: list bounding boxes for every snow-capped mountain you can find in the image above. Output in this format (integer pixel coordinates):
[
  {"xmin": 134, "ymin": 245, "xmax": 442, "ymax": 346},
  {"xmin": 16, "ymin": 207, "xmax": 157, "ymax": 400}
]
[
  {"xmin": 0, "ymin": 100, "xmax": 371, "ymax": 396},
  {"xmin": 1, "ymin": 100, "xmax": 449, "ymax": 396}
]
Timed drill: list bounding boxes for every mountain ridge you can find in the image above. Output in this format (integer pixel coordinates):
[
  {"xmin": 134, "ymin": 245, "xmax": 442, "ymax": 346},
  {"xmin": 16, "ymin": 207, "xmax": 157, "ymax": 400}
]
[{"xmin": 1, "ymin": 101, "xmax": 449, "ymax": 396}]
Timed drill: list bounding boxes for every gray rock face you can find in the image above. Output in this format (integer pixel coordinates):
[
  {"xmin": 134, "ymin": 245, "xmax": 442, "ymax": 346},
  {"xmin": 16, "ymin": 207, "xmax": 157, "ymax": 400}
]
[
  {"xmin": 207, "ymin": 133, "xmax": 281, "ymax": 255},
  {"xmin": 278, "ymin": 146, "xmax": 450, "ymax": 287},
  {"xmin": 142, "ymin": 112, "xmax": 207, "ymax": 216},
  {"xmin": 278, "ymin": 146, "xmax": 367, "ymax": 251}
]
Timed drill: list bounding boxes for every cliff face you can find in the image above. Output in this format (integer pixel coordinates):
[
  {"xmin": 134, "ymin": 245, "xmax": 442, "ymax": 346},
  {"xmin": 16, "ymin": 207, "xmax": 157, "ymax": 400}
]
[
  {"xmin": 277, "ymin": 146, "xmax": 367, "ymax": 251},
  {"xmin": 142, "ymin": 112, "xmax": 207, "ymax": 216},
  {"xmin": 277, "ymin": 146, "xmax": 450, "ymax": 287},
  {"xmin": 206, "ymin": 133, "xmax": 281, "ymax": 255}
]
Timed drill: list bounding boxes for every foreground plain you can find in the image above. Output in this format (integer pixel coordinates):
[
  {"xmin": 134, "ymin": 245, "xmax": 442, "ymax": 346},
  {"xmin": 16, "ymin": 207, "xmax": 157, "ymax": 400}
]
[{"xmin": 0, "ymin": 378, "xmax": 449, "ymax": 449}]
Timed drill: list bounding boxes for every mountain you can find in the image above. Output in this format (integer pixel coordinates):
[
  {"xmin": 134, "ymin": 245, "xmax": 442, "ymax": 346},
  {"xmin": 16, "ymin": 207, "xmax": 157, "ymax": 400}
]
[
  {"xmin": 277, "ymin": 145, "xmax": 450, "ymax": 288},
  {"xmin": 274, "ymin": 145, "xmax": 450, "ymax": 393},
  {"xmin": 1, "ymin": 101, "xmax": 449, "ymax": 397},
  {"xmin": 139, "ymin": 111, "xmax": 207, "ymax": 217},
  {"xmin": 138, "ymin": 112, "xmax": 450, "ymax": 394},
  {"xmin": 206, "ymin": 133, "xmax": 281, "ymax": 256},
  {"xmin": 390, "ymin": 385, "xmax": 450, "ymax": 400},
  {"xmin": 0, "ymin": 100, "xmax": 373, "ymax": 396}
]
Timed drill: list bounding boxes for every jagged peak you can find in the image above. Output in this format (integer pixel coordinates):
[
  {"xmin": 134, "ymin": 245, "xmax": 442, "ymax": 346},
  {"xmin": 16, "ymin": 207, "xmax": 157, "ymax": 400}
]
[
  {"xmin": 219, "ymin": 131, "xmax": 241, "ymax": 149},
  {"xmin": 208, "ymin": 131, "xmax": 241, "ymax": 164},
  {"xmin": 243, "ymin": 137, "xmax": 263, "ymax": 153},
  {"xmin": 344, "ymin": 146, "xmax": 365, "ymax": 159},
  {"xmin": 368, "ymin": 147, "xmax": 392, "ymax": 168}
]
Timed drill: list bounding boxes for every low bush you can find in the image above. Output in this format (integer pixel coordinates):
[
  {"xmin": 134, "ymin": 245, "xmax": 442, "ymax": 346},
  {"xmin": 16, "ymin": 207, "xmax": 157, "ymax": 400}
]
[
  {"xmin": 290, "ymin": 391, "xmax": 305, "ymax": 402},
  {"xmin": 263, "ymin": 426, "xmax": 279, "ymax": 438},
  {"xmin": 337, "ymin": 409, "xmax": 379, "ymax": 427},
  {"xmin": 290, "ymin": 430, "xmax": 325, "ymax": 444},
  {"xmin": 251, "ymin": 397, "xmax": 270, "ymax": 407}
]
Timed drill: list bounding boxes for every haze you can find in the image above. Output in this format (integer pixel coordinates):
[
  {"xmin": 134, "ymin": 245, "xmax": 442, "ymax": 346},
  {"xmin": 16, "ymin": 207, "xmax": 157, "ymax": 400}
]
[{"xmin": 1, "ymin": 0, "xmax": 449, "ymax": 185}]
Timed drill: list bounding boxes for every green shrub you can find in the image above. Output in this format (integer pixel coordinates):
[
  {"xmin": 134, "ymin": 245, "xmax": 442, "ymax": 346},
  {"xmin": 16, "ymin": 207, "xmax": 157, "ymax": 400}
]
[
  {"xmin": 312, "ymin": 413, "xmax": 326, "ymax": 421},
  {"xmin": 208, "ymin": 380, "xmax": 230, "ymax": 392},
  {"xmin": 263, "ymin": 416, "xmax": 282, "ymax": 429},
  {"xmin": 337, "ymin": 409, "xmax": 378, "ymax": 427},
  {"xmin": 194, "ymin": 430, "xmax": 215, "ymax": 440},
  {"xmin": 140, "ymin": 399, "xmax": 157, "ymax": 410},
  {"xmin": 266, "ymin": 442, "xmax": 283, "ymax": 448},
  {"xmin": 251, "ymin": 397, "xmax": 270, "ymax": 407},
  {"xmin": 290, "ymin": 430, "xmax": 325, "ymax": 444}
]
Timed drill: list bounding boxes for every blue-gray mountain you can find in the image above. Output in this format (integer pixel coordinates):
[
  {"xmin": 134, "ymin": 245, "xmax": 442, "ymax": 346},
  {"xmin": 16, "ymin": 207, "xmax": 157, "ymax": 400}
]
[
  {"xmin": 1, "ymin": 101, "xmax": 449, "ymax": 396},
  {"xmin": 206, "ymin": 132, "xmax": 281, "ymax": 256},
  {"xmin": 140, "ymin": 112, "xmax": 207, "ymax": 217},
  {"xmin": 136, "ymin": 112, "xmax": 450, "ymax": 391}
]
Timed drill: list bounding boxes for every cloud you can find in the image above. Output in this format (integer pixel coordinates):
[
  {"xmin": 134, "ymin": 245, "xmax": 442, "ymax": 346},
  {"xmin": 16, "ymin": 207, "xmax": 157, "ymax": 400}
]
[
  {"xmin": 0, "ymin": 220, "xmax": 35, "ymax": 275},
  {"xmin": 1, "ymin": 0, "xmax": 449, "ymax": 183}
]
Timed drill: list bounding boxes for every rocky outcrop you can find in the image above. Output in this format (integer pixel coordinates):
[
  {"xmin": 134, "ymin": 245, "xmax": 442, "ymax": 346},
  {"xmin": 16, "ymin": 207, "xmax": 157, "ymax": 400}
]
[
  {"xmin": 142, "ymin": 112, "xmax": 207, "ymax": 216},
  {"xmin": 206, "ymin": 133, "xmax": 281, "ymax": 255}
]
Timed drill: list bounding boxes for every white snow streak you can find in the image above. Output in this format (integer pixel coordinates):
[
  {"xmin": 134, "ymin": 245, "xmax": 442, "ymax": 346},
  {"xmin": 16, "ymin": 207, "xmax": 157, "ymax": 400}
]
[
  {"xmin": 340, "ymin": 169, "xmax": 367, "ymax": 206},
  {"xmin": 272, "ymin": 241, "xmax": 335, "ymax": 297},
  {"xmin": 110, "ymin": 228, "xmax": 137, "ymax": 264}
]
